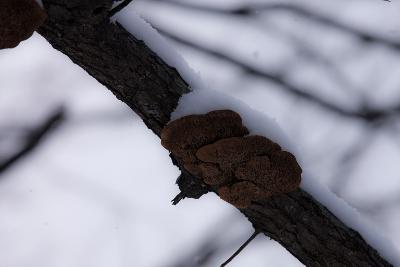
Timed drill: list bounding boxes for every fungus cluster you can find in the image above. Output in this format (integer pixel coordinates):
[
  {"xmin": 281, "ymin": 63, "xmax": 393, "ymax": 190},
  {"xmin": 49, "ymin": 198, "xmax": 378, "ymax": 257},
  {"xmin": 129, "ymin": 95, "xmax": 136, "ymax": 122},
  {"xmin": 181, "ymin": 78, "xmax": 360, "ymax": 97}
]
[
  {"xmin": 0, "ymin": 0, "xmax": 46, "ymax": 49},
  {"xmin": 161, "ymin": 110, "xmax": 302, "ymax": 208}
]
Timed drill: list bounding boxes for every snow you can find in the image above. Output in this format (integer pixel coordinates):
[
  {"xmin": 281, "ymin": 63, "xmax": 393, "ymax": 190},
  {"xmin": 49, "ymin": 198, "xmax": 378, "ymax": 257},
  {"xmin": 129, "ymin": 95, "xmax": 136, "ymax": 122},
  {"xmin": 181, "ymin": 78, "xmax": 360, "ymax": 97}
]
[
  {"xmin": 172, "ymin": 88, "xmax": 299, "ymax": 159},
  {"xmin": 113, "ymin": 8, "xmax": 203, "ymax": 89},
  {"xmin": 301, "ymin": 171, "xmax": 400, "ymax": 266},
  {"xmin": 113, "ymin": 6, "xmax": 400, "ymax": 266}
]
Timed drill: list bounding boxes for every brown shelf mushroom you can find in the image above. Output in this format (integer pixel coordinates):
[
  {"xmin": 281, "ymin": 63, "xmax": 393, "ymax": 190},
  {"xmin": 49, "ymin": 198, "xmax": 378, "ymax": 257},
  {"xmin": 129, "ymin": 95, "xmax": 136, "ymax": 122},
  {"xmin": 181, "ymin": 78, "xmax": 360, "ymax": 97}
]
[
  {"xmin": 0, "ymin": 0, "xmax": 46, "ymax": 49},
  {"xmin": 161, "ymin": 110, "xmax": 302, "ymax": 208}
]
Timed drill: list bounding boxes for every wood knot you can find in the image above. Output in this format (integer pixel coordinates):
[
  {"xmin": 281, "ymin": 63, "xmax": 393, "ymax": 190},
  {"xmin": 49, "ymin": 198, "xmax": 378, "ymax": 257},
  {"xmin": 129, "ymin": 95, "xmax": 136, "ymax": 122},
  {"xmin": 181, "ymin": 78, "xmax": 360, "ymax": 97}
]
[
  {"xmin": 161, "ymin": 110, "xmax": 302, "ymax": 208},
  {"xmin": 0, "ymin": 0, "xmax": 46, "ymax": 49}
]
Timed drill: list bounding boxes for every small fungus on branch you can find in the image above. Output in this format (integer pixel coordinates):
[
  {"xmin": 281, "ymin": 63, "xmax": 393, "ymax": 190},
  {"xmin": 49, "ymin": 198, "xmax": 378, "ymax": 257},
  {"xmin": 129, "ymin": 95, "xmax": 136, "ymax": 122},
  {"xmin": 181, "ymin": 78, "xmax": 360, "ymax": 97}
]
[
  {"xmin": 161, "ymin": 110, "xmax": 302, "ymax": 208},
  {"xmin": 0, "ymin": 0, "xmax": 46, "ymax": 49}
]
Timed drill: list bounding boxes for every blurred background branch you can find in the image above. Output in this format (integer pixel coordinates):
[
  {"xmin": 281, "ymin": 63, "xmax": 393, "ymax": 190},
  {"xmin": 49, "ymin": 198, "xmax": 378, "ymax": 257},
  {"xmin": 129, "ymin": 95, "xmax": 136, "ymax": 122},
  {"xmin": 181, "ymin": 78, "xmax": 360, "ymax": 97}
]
[
  {"xmin": 0, "ymin": 107, "xmax": 65, "ymax": 175},
  {"xmin": 146, "ymin": 0, "xmax": 400, "ymax": 50}
]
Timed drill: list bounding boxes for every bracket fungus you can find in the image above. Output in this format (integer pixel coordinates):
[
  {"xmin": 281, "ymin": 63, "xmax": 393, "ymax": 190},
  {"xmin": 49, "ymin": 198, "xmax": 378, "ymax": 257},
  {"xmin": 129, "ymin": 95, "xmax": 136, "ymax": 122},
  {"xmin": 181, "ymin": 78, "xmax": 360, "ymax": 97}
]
[
  {"xmin": 161, "ymin": 110, "xmax": 302, "ymax": 208},
  {"xmin": 0, "ymin": 0, "xmax": 46, "ymax": 49}
]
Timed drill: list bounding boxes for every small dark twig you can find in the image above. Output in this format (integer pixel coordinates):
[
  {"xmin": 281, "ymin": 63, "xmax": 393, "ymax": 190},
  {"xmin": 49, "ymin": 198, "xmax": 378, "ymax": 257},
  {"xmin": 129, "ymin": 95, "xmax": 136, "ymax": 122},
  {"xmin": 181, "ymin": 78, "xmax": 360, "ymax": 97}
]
[
  {"xmin": 108, "ymin": 0, "xmax": 134, "ymax": 17},
  {"xmin": 220, "ymin": 230, "xmax": 260, "ymax": 267},
  {"xmin": 171, "ymin": 192, "xmax": 186, "ymax": 205}
]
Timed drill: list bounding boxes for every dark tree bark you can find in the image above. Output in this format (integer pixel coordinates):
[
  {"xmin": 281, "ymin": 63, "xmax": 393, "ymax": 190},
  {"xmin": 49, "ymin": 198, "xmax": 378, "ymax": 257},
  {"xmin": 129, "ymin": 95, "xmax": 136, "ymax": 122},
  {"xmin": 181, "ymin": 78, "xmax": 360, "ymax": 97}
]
[
  {"xmin": 39, "ymin": 0, "xmax": 189, "ymax": 136},
  {"xmin": 38, "ymin": 1, "xmax": 393, "ymax": 266}
]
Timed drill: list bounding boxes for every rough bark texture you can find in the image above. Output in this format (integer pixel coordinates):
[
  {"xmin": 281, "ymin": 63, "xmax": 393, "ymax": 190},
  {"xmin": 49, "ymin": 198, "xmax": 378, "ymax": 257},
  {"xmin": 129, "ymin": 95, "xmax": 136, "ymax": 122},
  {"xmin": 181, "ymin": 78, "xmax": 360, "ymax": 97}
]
[
  {"xmin": 244, "ymin": 191, "xmax": 391, "ymax": 266},
  {"xmin": 37, "ymin": 1, "xmax": 392, "ymax": 266},
  {"xmin": 39, "ymin": 0, "xmax": 188, "ymax": 136}
]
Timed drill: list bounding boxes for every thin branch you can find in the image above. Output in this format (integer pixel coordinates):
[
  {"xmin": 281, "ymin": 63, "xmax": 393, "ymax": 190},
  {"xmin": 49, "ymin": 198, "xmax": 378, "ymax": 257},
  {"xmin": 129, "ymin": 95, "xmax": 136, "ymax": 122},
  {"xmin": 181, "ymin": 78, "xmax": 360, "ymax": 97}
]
[
  {"xmin": 108, "ymin": 0, "xmax": 134, "ymax": 17},
  {"xmin": 220, "ymin": 230, "xmax": 260, "ymax": 267},
  {"xmin": 171, "ymin": 191, "xmax": 185, "ymax": 205},
  {"xmin": 0, "ymin": 107, "xmax": 65, "ymax": 174}
]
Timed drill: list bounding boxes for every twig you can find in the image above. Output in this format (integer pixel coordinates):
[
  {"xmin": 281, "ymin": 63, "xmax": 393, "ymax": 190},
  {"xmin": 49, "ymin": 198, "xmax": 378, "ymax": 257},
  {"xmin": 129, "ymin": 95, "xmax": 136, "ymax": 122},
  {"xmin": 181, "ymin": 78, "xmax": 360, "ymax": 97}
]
[
  {"xmin": 108, "ymin": 0, "xmax": 134, "ymax": 17},
  {"xmin": 171, "ymin": 192, "xmax": 185, "ymax": 205},
  {"xmin": 220, "ymin": 230, "xmax": 260, "ymax": 267}
]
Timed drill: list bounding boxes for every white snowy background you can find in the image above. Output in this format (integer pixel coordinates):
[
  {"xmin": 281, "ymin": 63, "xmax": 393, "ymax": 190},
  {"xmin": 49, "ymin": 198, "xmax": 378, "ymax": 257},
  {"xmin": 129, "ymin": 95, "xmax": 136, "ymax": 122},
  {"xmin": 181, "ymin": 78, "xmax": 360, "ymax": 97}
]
[{"xmin": 1, "ymin": 0, "xmax": 400, "ymax": 266}]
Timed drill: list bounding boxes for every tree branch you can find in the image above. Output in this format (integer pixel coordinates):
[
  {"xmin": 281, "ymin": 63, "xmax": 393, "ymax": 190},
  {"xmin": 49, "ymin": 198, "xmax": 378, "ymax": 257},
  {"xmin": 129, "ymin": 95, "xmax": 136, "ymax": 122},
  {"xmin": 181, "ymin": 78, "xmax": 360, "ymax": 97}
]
[{"xmin": 38, "ymin": 1, "xmax": 393, "ymax": 266}]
